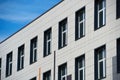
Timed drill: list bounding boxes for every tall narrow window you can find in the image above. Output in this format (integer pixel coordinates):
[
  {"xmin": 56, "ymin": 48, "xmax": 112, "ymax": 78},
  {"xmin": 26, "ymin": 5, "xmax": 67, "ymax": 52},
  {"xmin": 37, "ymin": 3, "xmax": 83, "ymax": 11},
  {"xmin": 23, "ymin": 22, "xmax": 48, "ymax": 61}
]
[
  {"xmin": 58, "ymin": 18, "xmax": 68, "ymax": 49},
  {"xmin": 0, "ymin": 58, "xmax": 1, "ymax": 80},
  {"xmin": 58, "ymin": 63, "xmax": 67, "ymax": 80},
  {"xmin": 6, "ymin": 52, "xmax": 12, "ymax": 77},
  {"xmin": 116, "ymin": 0, "xmax": 120, "ymax": 19},
  {"xmin": 117, "ymin": 38, "xmax": 120, "ymax": 73},
  {"xmin": 30, "ymin": 77, "xmax": 36, "ymax": 80},
  {"xmin": 30, "ymin": 36, "xmax": 37, "ymax": 64},
  {"xmin": 43, "ymin": 70, "xmax": 51, "ymax": 80},
  {"xmin": 95, "ymin": 0, "xmax": 106, "ymax": 30},
  {"xmin": 75, "ymin": 55, "xmax": 85, "ymax": 80},
  {"xmin": 75, "ymin": 7, "xmax": 85, "ymax": 40},
  {"xmin": 17, "ymin": 44, "xmax": 24, "ymax": 71},
  {"xmin": 44, "ymin": 28, "xmax": 52, "ymax": 57},
  {"xmin": 95, "ymin": 45, "xmax": 106, "ymax": 80}
]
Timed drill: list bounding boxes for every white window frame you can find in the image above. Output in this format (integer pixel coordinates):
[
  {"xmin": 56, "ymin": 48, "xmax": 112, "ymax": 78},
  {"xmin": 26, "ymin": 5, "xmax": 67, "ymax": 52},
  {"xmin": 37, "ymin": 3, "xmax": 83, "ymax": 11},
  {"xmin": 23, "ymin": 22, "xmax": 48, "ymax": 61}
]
[
  {"xmin": 61, "ymin": 23, "xmax": 67, "ymax": 47},
  {"xmin": 46, "ymin": 32, "xmax": 51, "ymax": 56},
  {"xmin": 61, "ymin": 66, "xmax": 67, "ymax": 80},
  {"xmin": 97, "ymin": 0, "xmax": 106, "ymax": 28},
  {"xmin": 78, "ymin": 57, "xmax": 85, "ymax": 80},
  {"xmin": 32, "ymin": 41, "xmax": 37, "ymax": 62},
  {"xmin": 8, "ymin": 56, "xmax": 12, "ymax": 76},
  {"xmin": 78, "ymin": 10, "xmax": 85, "ymax": 38},
  {"xmin": 97, "ymin": 48, "xmax": 106, "ymax": 79}
]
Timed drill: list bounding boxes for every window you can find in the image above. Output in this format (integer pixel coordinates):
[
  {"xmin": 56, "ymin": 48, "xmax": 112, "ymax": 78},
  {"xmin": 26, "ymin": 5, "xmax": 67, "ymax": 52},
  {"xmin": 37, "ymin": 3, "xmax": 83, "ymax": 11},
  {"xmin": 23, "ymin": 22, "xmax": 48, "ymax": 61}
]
[
  {"xmin": 117, "ymin": 38, "xmax": 120, "ymax": 73},
  {"xmin": 30, "ymin": 77, "xmax": 36, "ymax": 80},
  {"xmin": 6, "ymin": 52, "xmax": 13, "ymax": 77},
  {"xmin": 30, "ymin": 36, "xmax": 37, "ymax": 64},
  {"xmin": 94, "ymin": 45, "xmax": 106, "ymax": 80},
  {"xmin": 43, "ymin": 70, "xmax": 51, "ymax": 80},
  {"xmin": 44, "ymin": 28, "xmax": 52, "ymax": 57},
  {"xmin": 58, "ymin": 63, "xmax": 67, "ymax": 80},
  {"xmin": 0, "ymin": 58, "xmax": 1, "ymax": 80},
  {"xmin": 95, "ymin": 0, "xmax": 106, "ymax": 30},
  {"xmin": 58, "ymin": 18, "xmax": 68, "ymax": 49},
  {"xmin": 116, "ymin": 0, "xmax": 120, "ymax": 19},
  {"xmin": 75, "ymin": 55, "xmax": 85, "ymax": 80},
  {"xmin": 17, "ymin": 44, "xmax": 24, "ymax": 71},
  {"xmin": 75, "ymin": 7, "xmax": 85, "ymax": 40}
]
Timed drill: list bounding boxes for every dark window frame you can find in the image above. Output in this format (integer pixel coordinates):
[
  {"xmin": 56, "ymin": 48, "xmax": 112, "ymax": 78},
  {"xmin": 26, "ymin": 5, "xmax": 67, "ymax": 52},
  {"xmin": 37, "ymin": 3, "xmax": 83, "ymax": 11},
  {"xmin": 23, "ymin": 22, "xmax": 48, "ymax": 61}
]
[
  {"xmin": 117, "ymin": 38, "xmax": 120, "ymax": 73},
  {"xmin": 94, "ymin": 45, "xmax": 106, "ymax": 80},
  {"xmin": 6, "ymin": 52, "xmax": 13, "ymax": 77},
  {"xmin": 75, "ymin": 54, "xmax": 85, "ymax": 80},
  {"xmin": 75, "ymin": 7, "xmax": 86, "ymax": 40},
  {"xmin": 116, "ymin": 0, "xmax": 120, "ymax": 19},
  {"xmin": 17, "ymin": 44, "xmax": 25, "ymax": 71},
  {"xmin": 58, "ymin": 18, "xmax": 68, "ymax": 49},
  {"xmin": 30, "ymin": 36, "xmax": 38, "ymax": 64},
  {"xmin": 30, "ymin": 77, "xmax": 37, "ymax": 80},
  {"xmin": 58, "ymin": 63, "xmax": 67, "ymax": 80},
  {"xmin": 43, "ymin": 70, "xmax": 51, "ymax": 80},
  {"xmin": 94, "ymin": 0, "xmax": 106, "ymax": 30},
  {"xmin": 43, "ymin": 28, "xmax": 52, "ymax": 57}
]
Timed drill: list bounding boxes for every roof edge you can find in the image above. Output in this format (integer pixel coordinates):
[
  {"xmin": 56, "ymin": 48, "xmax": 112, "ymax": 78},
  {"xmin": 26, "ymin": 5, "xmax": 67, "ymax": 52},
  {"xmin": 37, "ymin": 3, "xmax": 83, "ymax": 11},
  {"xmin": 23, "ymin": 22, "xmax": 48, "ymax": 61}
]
[{"xmin": 0, "ymin": 0, "xmax": 64, "ymax": 44}]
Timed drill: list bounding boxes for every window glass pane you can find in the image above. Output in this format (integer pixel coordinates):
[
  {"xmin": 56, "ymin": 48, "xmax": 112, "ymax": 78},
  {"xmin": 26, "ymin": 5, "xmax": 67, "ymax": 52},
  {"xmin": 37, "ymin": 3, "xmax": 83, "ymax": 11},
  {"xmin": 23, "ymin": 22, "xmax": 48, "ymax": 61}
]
[
  {"xmin": 99, "ymin": 11, "xmax": 103, "ymax": 27},
  {"xmin": 100, "ymin": 61, "xmax": 103, "ymax": 78},
  {"xmin": 80, "ymin": 23, "xmax": 83, "ymax": 36},
  {"xmin": 80, "ymin": 70, "xmax": 83, "ymax": 80},
  {"xmin": 48, "ymin": 41, "xmax": 51, "ymax": 54},
  {"xmin": 63, "ymin": 33, "xmax": 66, "ymax": 46},
  {"xmin": 98, "ymin": 1, "xmax": 103, "ymax": 10}
]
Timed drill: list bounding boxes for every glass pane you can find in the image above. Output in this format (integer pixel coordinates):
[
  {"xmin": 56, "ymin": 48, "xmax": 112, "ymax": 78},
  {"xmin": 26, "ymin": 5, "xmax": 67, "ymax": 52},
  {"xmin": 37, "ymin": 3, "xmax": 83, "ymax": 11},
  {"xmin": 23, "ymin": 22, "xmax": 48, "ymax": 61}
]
[
  {"xmin": 80, "ymin": 70, "xmax": 83, "ymax": 80},
  {"xmin": 22, "ymin": 57, "xmax": 24, "ymax": 68},
  {"xmin": 100, "ymin": 61, "xmax": 103, "ymax": 78},
  {"xmin": 98, "ymin": 52, "xmax": 103, "ymax": 60},
  {"xmin": 61, "ymin": 68, "xmax": 65, "ymax": 76},
  {"xmin": 63, "ymin": 33, "xmax": 66, "ymax": 46},
  {"xmin": 62, "ymin": 77, "xmax": 65, "ymax": 80},
  {"xmin": 48, "ymin": 42, "xmax": 51, "ymax": 54},
  {"xmin": 10, "ymin": 64, "xmax": 12, "ymax": 75},
  {"xmin": 78, "ymin": 60, "xmax": 83, "ymax": 68},
  {"xmin": 99, "ymin": 11, "xmax": 103, "ymax": 27},
  {"xmin": 47, "ymin": 33, "xmax": 51, "ymax": 40},
  {"xmin": 98, "ymin": 0, "xmax": 103, "ymax": 10},
  {"xmin": 62, "ymin": 25, "xmax": 66, "ymax": 31},
  {"xmin": 80, "ymin": 23, "xmax": 83, "ymax": 37},
  {"xmin": 34, "ymin": 50, "xmax": 37, "ymax": 61}
]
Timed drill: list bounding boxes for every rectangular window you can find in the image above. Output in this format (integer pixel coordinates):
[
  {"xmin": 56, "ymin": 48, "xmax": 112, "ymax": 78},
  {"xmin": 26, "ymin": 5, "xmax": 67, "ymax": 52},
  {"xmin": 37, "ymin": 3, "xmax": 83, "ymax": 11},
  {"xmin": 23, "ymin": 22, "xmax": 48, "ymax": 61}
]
[
  {"xmin": 75, "ymin": 7, "xmax": 85, "ymax": 40},
  {"xmin": 58, "ymin": 63, "xmax": 67, "ymax": 80},
  {"xmin": 17, "ymin": 44, "xmax": 24, "ymax": 71},
  {"xmin": 117, "ymin": 38, "xmax": 120, "ymax": 73},
  {"xmin": 116, "ymin": 0, "xmax": 120, "ymax": 19},
  {"xmin": 0, "ymin": 58, "xmax": 1, "ymax": 80},
  {"xmin": 30, "ymin": 77, "xmax": 36, "ymax": 80},
  {"xmin": 94, "ymin": 45, "xmax": 106, "ymax": 80},
  {"xmin": 44, "ymin": 28, "xmax": 52, "ymax": 57},
  {"xmin": 75, "ymin": 55, "xmax": 85, "ymax": 80},
  {"xmin": 30, "ymin": 36, "xmax": 37, "ymax": 64},
  {"xmin": 58, "ymin": 18, "xmax": 68, "ymax": 49},
  {"xmin": 95, "ymin": 0, "xmax": 106, "ymax": 30},
  {"xmin": 43, "ymin": 70, "xmax": 51, "ymax": 80},
  {"xmin": 6, "ymin": 52, "xmax": 12, "ymax": 77}
]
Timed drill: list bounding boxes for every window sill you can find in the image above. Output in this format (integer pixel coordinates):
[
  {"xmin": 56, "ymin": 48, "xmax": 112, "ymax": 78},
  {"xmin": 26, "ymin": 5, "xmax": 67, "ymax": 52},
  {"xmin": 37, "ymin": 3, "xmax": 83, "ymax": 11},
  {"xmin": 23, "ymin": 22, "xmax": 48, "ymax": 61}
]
[
  {"xmin": 94, "ymin": 24, "xmax": 106, "ymax": 31},
  {"xmin": 75, "ymin": 35, "xmax": 85, "ymax": 41}
]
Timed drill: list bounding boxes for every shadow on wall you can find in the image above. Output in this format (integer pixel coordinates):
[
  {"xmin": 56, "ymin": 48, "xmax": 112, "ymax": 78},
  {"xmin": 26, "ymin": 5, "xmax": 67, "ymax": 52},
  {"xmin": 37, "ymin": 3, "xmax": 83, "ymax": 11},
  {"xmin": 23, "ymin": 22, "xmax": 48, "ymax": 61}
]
[{"xmin": 112, "ymin": 56, "xmax": 120, "ymax": 80}]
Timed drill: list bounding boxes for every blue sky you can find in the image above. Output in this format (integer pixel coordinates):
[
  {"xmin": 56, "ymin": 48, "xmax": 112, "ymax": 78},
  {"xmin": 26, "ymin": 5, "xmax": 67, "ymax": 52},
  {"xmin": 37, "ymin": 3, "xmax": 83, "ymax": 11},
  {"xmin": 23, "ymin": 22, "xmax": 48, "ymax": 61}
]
[{"xmin": 0, "ymin": 0, "xmax": 61, "ymax": 42}]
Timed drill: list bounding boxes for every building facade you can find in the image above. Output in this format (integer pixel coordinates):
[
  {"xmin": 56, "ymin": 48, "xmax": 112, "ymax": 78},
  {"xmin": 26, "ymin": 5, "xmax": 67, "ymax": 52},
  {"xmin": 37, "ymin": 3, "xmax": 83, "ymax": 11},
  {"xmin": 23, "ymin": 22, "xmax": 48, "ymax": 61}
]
[{"xmin": 0, "ymin": 0, "xmax": 120, "ymax": 80}]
